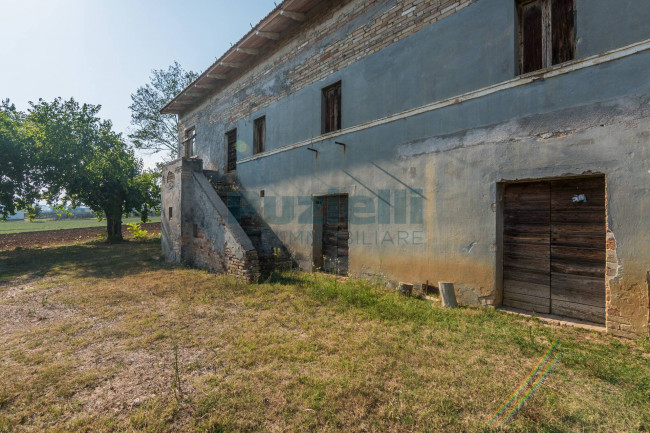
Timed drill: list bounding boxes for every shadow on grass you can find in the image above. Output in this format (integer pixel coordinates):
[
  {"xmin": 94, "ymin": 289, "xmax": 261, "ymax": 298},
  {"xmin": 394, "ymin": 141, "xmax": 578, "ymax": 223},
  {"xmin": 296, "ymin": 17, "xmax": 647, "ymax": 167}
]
[
  {"xmin": 0, "ymin": 238, "xmax": 166, "ymax": 285},
  {"xmin": 261, "ymin": 268, "xmax": 462, "ymax": 327},
  {"xmin": 258, "ymin": 268, "xmax": 308, "ymax": 286}
]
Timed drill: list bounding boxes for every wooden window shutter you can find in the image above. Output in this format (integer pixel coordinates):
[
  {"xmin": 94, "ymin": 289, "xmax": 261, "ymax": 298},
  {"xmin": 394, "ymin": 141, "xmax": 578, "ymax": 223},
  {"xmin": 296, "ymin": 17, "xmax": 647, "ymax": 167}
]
[
  {"xmin": 253, "ymin": 117, "xmax": 265, "ymax": 154},
  {"xmin": 551, "ymin": 0, "xmax": 575, "ymax": 65},
  {"xmin": 323, "ymin": 82, "xmax": 341, "ymax": 133},
  {"xmin": 184, "ymin": 127, "xmax": 196, "ymax": 158},
  {"xmin": 520, "ymin": 1, "xmax": 544, "ymax": 74},
  {"xmin": 519, "ymin": 0, "xmax": 575, "ymax": 74}
]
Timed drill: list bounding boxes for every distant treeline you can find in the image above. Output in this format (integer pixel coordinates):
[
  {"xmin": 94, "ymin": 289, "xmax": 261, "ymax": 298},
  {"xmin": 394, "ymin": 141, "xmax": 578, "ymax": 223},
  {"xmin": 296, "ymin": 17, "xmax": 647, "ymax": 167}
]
[
  {"xmin": 35, "ymin": 210, "xmax": 160, "ymax": 220},
  {"xmin": 38, "ymin": 211, "xmax": 95, "ymax": 220}
]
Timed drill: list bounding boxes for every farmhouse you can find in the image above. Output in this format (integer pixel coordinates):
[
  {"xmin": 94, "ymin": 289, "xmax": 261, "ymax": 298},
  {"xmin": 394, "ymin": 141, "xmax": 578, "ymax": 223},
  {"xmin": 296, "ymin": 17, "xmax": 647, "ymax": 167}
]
[{"xmin": 161, "ymin": 0, "xmax": 650, "ymax": 337}]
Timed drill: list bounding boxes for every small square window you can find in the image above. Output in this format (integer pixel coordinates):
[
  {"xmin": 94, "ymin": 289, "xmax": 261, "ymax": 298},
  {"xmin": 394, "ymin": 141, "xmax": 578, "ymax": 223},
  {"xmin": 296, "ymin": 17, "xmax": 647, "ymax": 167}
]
[
  {"xmin": 168, "ymin": 207, "xmax": 173, "ymax": 219},
  {"xmin": 226, "ymin": 129, "xmax": 237, "ymax": 172},
  {"xmin": 322, "ymin": 81, "xmax": 341, "ymax": 134}
]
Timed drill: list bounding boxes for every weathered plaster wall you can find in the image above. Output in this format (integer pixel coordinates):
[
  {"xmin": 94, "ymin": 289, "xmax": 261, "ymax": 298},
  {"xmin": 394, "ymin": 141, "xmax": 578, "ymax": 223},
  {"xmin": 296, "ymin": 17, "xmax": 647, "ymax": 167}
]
[
  {"xmin": 232, "ymin": 91, "xmax": 650, "ymax": 336},
  {"xmin": 175, "ymin": 0, "xmax": 650, "ymax": 335},
  {"xmin": 577, "ymin": 0, "xmax": 650, "ymax": 58},
  {"xmin": 161, "ymin": 159, "xmax": 260, "ymax": 281},
  {"xmin": 180, "ymin": 0, "xmax": 484, "ymax": 169},
  {"xmin": 161, "ymin": 159, "xmax": 184, "ymax": 264},
  {"xmin": 181, "ymin": 0, "xmax": 650, "ymax": 168}
]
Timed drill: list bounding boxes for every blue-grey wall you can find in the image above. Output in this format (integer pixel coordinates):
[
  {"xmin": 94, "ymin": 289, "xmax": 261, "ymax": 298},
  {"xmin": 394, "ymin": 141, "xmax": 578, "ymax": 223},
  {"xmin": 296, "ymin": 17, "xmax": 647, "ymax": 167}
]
[
  {"xmin": 577, "ymin": 0, "xmax": 650, "ymax": 58},
  {"xmin": 178, "ymin": 0, "xmax": 650, "ymax": 333},
  {"xmin": 222, "ymin": 0, "xmax": 650, "ymax": 162},
  {"xmin": 233, "ymin": 0, "xmax": 517, "ymax": 158}
]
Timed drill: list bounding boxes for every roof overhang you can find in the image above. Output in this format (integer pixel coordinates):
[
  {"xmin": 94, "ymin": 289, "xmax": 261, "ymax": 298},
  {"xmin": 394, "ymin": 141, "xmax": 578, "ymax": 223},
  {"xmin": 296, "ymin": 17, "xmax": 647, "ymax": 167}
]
[{"xmin": 161, "ymin": 0, "xmax": 323, "ymax": 115}]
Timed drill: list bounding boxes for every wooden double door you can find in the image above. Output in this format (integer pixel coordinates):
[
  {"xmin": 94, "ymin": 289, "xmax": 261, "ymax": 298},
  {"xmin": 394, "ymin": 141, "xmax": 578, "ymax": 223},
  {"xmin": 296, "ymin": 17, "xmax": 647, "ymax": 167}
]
[{"xmin": 503, "ymin": 176, "xmax": 606, "ymax": 324}]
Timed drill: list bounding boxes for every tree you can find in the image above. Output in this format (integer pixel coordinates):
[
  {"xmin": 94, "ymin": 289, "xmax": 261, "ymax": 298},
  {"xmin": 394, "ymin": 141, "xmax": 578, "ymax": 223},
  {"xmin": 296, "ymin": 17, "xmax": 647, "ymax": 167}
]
[
  {"xmin": 26, "ymin": 98, "xmax": 160, "ymax": 242},
  {"xmin": 0, "ymin": 99, "xmax": 40, "ymax": 220},
  {"xmin": 31, "ymin": 204, "xmax": 43, "ymax": 219},
  {"xmin": 129, "ymin": 61, "xmax": 198, "ymax": 159}
]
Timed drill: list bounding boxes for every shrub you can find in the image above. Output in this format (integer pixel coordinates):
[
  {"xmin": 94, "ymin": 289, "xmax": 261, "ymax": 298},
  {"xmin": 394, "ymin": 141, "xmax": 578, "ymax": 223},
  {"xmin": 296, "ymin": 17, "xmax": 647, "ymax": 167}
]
[{"xmin": 126, "ymin": 223, "xmax": 148, "ymax": 240}]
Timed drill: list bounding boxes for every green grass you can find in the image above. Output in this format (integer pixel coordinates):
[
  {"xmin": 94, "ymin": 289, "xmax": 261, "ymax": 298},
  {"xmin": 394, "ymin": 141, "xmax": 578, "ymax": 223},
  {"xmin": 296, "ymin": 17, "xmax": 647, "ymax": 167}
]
[
  {"xmin": 0, "ymin": 239, "xmax": 648, "ymax": 432},
  {"xmin": 0, "ymin": 216, "xmax": 161, "ymax": 234}
]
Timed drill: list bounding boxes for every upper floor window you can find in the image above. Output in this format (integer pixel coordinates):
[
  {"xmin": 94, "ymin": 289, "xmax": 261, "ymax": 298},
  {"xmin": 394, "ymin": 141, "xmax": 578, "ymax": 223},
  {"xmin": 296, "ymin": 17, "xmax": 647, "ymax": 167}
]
[
  {"xmin": 253, "ymin": 116, "xmax": 266, "ymax": 154},
  {"xmin": 226, "ymin": 128, "xmax": 237, "ymax": 172},
  {"xmin": 517, "ymin": 0, "xmax": 575, "ymax": 75},
  {"xmin": 322, "ymin": 81, "xmax": 341, "ymax": 134},
  {"xmin": 183, "ymin": 126, "xmax": 196, "ymax": 158}
]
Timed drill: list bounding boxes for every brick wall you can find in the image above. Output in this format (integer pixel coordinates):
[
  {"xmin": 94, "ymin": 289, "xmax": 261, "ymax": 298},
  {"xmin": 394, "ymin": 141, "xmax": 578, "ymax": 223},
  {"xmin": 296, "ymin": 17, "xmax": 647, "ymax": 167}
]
[
  {"xmin": 225, "ymin": 248, "xmax": 260, "ymax": 282},
  {"xmin": 605, "ymin": 228, "xmax": 649, "ymax": 338},
  {"xmin": 180, "ymin": 0, "xmax": 476, "ymax": 131},
  {"xmin": 161, "ymin": 158, "xmax": 261, "ymax": 282}
]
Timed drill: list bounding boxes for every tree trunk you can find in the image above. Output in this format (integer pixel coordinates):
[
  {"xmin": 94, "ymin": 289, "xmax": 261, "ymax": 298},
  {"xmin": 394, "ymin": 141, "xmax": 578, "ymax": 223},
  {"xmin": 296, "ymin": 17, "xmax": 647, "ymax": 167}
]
[{"xmin": 106, "ymin": 213, "xmax": 123, "ymax": 243}]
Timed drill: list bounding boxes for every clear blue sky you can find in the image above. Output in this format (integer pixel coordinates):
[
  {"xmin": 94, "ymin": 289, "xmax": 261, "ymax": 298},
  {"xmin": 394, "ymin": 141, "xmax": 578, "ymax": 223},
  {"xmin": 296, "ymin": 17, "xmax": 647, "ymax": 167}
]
[{"xmin": 0, "ymin": 0, "xmax": 277, "ymax": 168}]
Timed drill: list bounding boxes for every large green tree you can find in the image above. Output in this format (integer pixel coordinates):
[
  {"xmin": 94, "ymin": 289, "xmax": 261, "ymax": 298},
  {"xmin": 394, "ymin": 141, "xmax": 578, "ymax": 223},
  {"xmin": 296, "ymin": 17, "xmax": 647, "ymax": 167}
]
[
  {"xmin": 129, "ymin": 61, "xmax": 198, "ymax": 159},
  {"xmin": 26, "ymin": 98, "xmax": 160, "ymax": 241},
  {"xmin": 0, "ymin": 100, "xmax": 40, "ymax": 219}
]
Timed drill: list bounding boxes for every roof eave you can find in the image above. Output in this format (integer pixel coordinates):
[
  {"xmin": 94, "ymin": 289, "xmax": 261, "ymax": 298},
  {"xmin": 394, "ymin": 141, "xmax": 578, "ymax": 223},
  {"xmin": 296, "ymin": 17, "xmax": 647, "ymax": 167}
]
[{"xmin": 160, "ymin": 0, "xmax": 320, "ymax": 115}]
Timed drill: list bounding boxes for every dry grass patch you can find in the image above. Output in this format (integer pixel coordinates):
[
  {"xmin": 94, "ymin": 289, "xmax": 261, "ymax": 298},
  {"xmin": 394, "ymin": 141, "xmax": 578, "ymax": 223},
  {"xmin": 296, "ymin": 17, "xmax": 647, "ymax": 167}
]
[{"xmin": 0, "ymin": 240, "xmax": 648, "ymax": 432}]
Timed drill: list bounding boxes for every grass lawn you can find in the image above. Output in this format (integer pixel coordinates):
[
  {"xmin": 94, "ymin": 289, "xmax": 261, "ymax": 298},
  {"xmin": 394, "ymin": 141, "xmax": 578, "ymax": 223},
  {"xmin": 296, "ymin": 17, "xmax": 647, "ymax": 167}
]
[
  {"xmin": 0, "ymin": 239, "xmax": 648, "ymax": 432},
  {"xmin": 0, "ymin": 216, "xmax": 161, "ymax": 235}
]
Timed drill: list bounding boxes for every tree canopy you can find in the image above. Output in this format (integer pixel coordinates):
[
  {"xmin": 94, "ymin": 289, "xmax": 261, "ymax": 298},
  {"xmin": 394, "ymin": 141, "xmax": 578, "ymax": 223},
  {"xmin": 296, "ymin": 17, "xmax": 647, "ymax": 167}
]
[
  {"xmin": 0, "ymin": 100, "xmax": 39, "ymax": 220},
  {"xmin": 1, "ymin": 98, "xmax": 160, "ymax": 242},
  {"xmin": 129, "ymin": 61, "xmax": 198, "ymax": 160}
]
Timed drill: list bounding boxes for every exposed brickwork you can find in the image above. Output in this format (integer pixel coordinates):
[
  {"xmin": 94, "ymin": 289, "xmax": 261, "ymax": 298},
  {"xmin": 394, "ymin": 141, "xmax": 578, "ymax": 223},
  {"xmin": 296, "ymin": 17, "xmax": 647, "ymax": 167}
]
[
  {"xmin": 289, "ymin": 0, "xmax": 475, "ymax": 95},
  {"xmin": 161, "ymin": 158, "xmax": 261, "ymax": 283},
  {"xmin": 605, "ymin": 229, "xmax": 622, "ymax": 333},
  {"xmin": 180, "ymin": 0, "xmax": 475, "ymax": 128},
  {"xmin": 605, "ymin": 228, "xmax": 649, "ymax": 338},
  {"xmin": 212, "ymin": 180, "xmax": 293, "ymax": 272},
  {"xmin": 225, "ymin": 248, "xmax": 261, "ymax": 282}
]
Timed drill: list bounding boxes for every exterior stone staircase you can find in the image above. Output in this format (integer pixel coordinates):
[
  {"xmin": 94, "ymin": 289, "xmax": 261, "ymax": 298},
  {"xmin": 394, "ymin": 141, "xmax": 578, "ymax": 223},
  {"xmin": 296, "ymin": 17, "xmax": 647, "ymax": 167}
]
[{"xmin": 205, "ymin": 173, "xmax": 293, "ymax": 272}]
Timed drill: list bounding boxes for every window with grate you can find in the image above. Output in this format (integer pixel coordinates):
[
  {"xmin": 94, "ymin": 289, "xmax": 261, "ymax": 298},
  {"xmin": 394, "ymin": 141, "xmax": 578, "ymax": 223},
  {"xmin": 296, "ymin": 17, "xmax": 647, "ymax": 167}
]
[
  {"xmin": 253, "ymin": 116, "xmax": 266, "ymax": 154},
  {"xmin": 226, "ymin": 129, "xmax": 237, "ymax": 172},
  {"xmin": 322, "ymin": 81, "xmax": 342, "ymax": 134},
  {"xmin": 518, "ymin": 0, "xmax": 575, "ymax": 75}
]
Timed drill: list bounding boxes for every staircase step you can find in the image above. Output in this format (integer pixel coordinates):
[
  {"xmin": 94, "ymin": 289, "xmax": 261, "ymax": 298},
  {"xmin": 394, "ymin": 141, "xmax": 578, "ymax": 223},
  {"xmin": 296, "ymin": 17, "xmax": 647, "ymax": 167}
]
[
  {"xmin": 205, "ymin": 173, "xmax": 293, "ymax": 272},
  {"xmin": 243, "ymin": 227, "xmax": 261, "ymax": 235}
]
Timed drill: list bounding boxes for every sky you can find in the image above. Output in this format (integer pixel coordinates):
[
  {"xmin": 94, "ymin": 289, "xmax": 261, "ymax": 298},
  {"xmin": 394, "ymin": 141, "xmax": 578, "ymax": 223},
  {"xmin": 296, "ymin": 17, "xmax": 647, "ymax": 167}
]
[{"xmin": 0, "ymin": 0, "xmax": 277, "ymax": 168}]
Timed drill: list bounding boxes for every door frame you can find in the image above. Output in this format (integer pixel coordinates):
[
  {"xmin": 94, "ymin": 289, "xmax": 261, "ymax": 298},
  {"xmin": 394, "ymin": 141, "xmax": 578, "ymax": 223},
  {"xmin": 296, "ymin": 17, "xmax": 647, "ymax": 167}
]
[
  {"xmin": 497, "ymin": 173, "xmax": 607, "ymax": 321},
  {"xmin": 312, "ymin": 193, "xmax": 349, "ymax": 274}
]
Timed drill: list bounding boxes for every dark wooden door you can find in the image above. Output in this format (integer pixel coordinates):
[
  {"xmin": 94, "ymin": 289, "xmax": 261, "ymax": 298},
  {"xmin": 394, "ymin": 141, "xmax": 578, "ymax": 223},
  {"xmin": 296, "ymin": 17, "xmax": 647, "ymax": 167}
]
[
  {"xmin": 321, "ymin": 195, "xmax": 349, "ymax": 275},
  {"xmin": 503, "ymin": 177, "xmax": 606, "ymax": 323},
  {"xmin": 550, "ymin": 177, "xmax": 606, "ymax": 323},
  {"xmin": 503, "ymin": 182, "xmax": 551, "ymax": 313}
]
